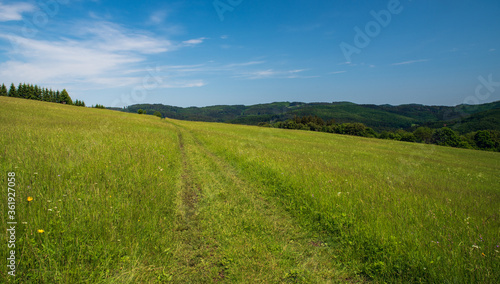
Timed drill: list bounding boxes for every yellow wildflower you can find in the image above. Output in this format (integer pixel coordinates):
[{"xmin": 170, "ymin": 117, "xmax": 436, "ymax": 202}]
[
  {"xmin": 27, "ymin": 196, "xmax": 33, "ymax": 202},
  {"xmin": 37, "ymin": 229, "xmax": 44, "ymax": 233}
]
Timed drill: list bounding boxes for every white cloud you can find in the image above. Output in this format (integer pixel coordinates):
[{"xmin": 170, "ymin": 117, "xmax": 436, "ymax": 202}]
[
  {"xmin": 489, "ymin": 48, "xmax": 496, "ymax": 52},
  {"xmin": 0, "ymin": 34, "xmax": 142, "ymax": 87},
  {"xmin": 0, "ymin": 21, "xmax": 177, "ymax": 90},
  {"xmin": 0, "ymin": 2, "xmax": 35, "ymax": 22},
  {"xmin": 237, "ymin": 69, "xmax": 313, "ymax": 80},
  {"xmin": 78, "ymin": 22, "xmax": 173, "ymax": 54},
  {"xmin": 392, "ymin": 59, "xmax": 429, "ymax": 66},
  {"xmin": 182, "ymin": 37, "xmax": 207, "ymax": 46},
  {"xmin": 160, "ymin": 80, "xmax": 206, "ymax": 88}
]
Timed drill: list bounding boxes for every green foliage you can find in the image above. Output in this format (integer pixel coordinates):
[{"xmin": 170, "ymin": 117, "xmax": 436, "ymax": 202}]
[
  {"xmin": 137, "ymin": 109, "xmax": 144, "ymax": 114},
  {"xmin": 413, "ymin": 127, "xmax": 434, "ymax": 143},
  {"xmin": 59, "ymin": 89, "xmax": 72, "ymax": 105},
  {"xmin": 121, "ymin": 101, "xmax": 500, "ymax": 134},
  {"xmin": 8, "ymin": 83, "xmax": 17, "ymax": 97},
  {"xmin": 269, "ymin": 115, "xmax": 498, "ymax": 152},
  {"xmin": 0, "ymin": 83, "xmax": 7, "ymax": 96},
  {"xmin": 93, "ymin": 104, "xmax": 106, "ymax": 109},
  {"xmin": 153, "ymin": 111, "xmax": 162, "ymax": 118},
  {"xmin": 74, "ymin": 99, "xmax": 86, "ymax": 107},
  {"xmin": 432, "ymin": 127, "xmax": 461, "ymax": 147},
  {"xmin": 1, "ymin": 82, "xmax": 85, "ymax": 107},
  {"xmin": 474, "ymin": 130, "xmax": 496, "ymax": 150}
]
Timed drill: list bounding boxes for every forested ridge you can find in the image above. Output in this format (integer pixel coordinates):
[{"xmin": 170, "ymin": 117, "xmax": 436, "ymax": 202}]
[{"xmin": 121, "ymin": 101, "xmax": 500, "ymax": 152}]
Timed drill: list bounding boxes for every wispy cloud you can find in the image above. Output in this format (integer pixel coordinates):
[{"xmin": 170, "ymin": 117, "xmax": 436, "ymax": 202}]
[
  {"xmin": 224, "ymin": 61, "xmax": 265, "ymax": 68},
  {"xmin": 0, "ymin": 2, "xmax": 35, "ymax": 22},
  {"xmin": 0, "ymin": 21, "xmax": 187, "ymax": 90},
  {"xmin": 182, "ymin": 37, "xmax": 207, "ymax": 46},
  {"xmin": 392, "ymin": 59, "xmax": 429, "ymax": 66},
  {"xmin": 77, "ymin": 22, "xmax": 173, "ymax": 54},
  {"xmin": 237, "ymin": 69, "xmax": 314, "ymax": 80},
  {"xmin": 0, "ymin": 34, "xmax": 142, "ymax": 88},
  {"xmin": 158, "ymin": 61, "xmax": 313, "ymax": 80},
  {"xmin": 329, "ymin": 71, "xmax": 346, "ymax": 75}
]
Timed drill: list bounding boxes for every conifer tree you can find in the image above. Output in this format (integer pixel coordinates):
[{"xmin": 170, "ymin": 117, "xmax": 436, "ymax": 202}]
[
  {"xmin": 42, "ymin": 88, "xmax": 49, "ymax": 101},
  {"xmin": 33, "ymin": 85, "xmax": 41, "ymax": 100},
  {"xmin": 8, "ymin": 83, "xmax": 17, "ymax": 97},
  {"xmin": 49, "ymin": 89, "xmax": 55, "ymax": 102},
  {"xmin": 0, "ymin": 84, "xmax": 7, "ymax": 96},
  {"xmin": 18, "ymin": 83, "xmax": 24, "ymax": 98},
  {"xmin": 59, "ymin": 89, "xmax": 72, "ymax": 105}
]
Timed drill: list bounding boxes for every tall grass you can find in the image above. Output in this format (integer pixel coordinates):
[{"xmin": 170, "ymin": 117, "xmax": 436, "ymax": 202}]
[
  {"xmin": 175, "ymin": 120, "xmax": 500, "ymax": 283},
  {"xmin": 1, "ymin": 96, "xmax": 498, "ymax": 283},
  {"xmin": 1, "ymin": 98, "xmax": 181, "ymax": 282}
]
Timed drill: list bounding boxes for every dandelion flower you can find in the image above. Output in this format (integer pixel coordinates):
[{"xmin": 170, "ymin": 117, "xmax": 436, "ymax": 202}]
[
  {"xmin": 37, "ymin": 229, "xmax": 44, "ymax": 233},
  {"xmin": 482, "ymin": 253, "xmax": 486, "ymax": 257},
  {"xmin": 27, "ymin": 196, "xmax": 34, "ymax": 202}
]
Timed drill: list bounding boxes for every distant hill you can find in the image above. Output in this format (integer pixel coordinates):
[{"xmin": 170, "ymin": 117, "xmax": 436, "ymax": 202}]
[{"xmin": 116, "ymin": 100, "xmax": 500, "ymax": 132}]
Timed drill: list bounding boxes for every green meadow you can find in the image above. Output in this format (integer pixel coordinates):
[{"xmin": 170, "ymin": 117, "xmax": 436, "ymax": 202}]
[{"xmin": 1, "ymin": 96, "xmax": 499, "ymax": 283}]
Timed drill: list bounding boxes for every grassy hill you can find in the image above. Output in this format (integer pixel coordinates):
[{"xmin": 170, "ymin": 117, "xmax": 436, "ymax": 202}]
[
  {"xmin": 1, "ymin": 96, "xmax": 499, "ymax": 283},
  {"xmin": 119, "ymin": 100, "xmax": 500, "ymax": 132}
]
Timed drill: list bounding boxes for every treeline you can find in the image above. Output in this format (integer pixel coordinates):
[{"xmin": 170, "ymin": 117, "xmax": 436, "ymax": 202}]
[
  {"xmin": 259, "ymin": 115, "xmax": 500, "ymax": 152},
  {"xmin": 0, "ymin": 83, "xmax": 85, "ymax": 107}
]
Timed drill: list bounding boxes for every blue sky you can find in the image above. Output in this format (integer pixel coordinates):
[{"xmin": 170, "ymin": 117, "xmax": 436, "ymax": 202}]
[{"xmin": 0, "ymin": 0, "xmax": 499, "ymax": 107}]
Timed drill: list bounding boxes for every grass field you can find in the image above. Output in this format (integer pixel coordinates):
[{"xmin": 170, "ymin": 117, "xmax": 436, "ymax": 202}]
[{"xmin": 1, "ymin": 96, "xmax": 499, "ymax": 283}]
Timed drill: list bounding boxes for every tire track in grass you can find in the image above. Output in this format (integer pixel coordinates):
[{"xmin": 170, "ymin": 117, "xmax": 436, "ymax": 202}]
[
  {"xmin": 173, "ymin": 123, "xmax": 364, "ymax": 283},
  {"xmin": 176, "ymin": 129, "xmax": 200, "ymax": 221},
  {"xmin": 170, "ymin": 128, "xmax": 216, "ymax": 281}
]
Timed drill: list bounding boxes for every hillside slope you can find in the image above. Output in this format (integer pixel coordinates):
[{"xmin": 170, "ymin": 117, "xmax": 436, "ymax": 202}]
[
  {"xmin": 120, "ymin": 100, "xmax": 500, "ymax": 132},
  {"xmin": 1, "ymin": 97, "xmax": 499, "ymax": 283}
]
